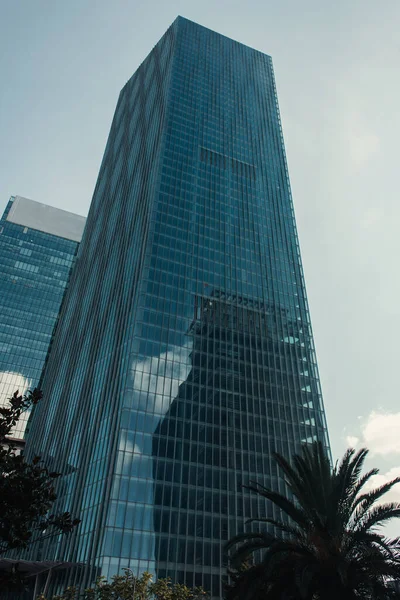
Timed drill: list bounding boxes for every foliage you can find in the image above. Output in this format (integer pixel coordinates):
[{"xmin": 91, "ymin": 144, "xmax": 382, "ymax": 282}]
[
  {"xmin": 226, "ymin": 441, "xmax": 400, "ymax": 600},
  {"xmin": 0, "ymin": 389, "xmax": 80, "ymax": 555},
  {"xmin": 37, "ymin": 570, "xmax": 208, "ymax": 600}
]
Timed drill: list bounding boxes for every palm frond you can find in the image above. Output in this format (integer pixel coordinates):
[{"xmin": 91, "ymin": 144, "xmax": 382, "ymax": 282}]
[
  {"xmin": 350, "ymin": 477, "xmax": 400, "ymax": 526},
  {"xmin": 245, "ymin": 516, "xmax": 305, "ymax": 541},
  {"xmin": 225, "ymin": 531, "xmax": 276, "ymax": 552},
  {"xmin": 355, "ymin": 503, "xmax": 400, "ymax": 533},
  {"xmin": 278, "ymin": 444, "xmax": 331, "ymax": 528},
  {"xmin": 274, "ymin": 451, "xmax": 318, "ymax": 512},
  {"xmin": 294, "ymin": 561, "xmax": 318, "ymax": 599},
  {"xmin": 225, "ymin": 563, "xmax": 268, "ymax": 600},
  {"xmin": 226, "ymin": 441, "xmax": 400, "ymax": 600},
  {"xmin": 345, "ymin": 530, "xmax": 398, "ymax": 560},
  {"xmin": 228, "ymin": 542, "xmax": 274, "ymax": 570},
  {"xmin": 260, "ymin": 539, "xmax": 315, "ymax": 568},
  {"xmin": 245, "ymin": 482, "xmax": 310, "ymax": 530},
  {"xmin": 344, "ymin": 467, "xmax": 379, "ymax": 515},
  {"xmin": 335, "ymin": 448, "xmax": 369, "ymax": 507}
]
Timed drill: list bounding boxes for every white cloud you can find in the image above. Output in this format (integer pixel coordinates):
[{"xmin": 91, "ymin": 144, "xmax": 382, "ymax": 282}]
[
  {"xmin": 334, "ymin": 84, "xmax": 381, "ymax": 170},
  {"xmin": 365, "ymin": 466, "xmax": 400, "ymax": 505},
  {"xmin": 346, "ymin": 435, "xmax": 359, "ymax": 447},
  {"xmin": 361, "ymin": 411, "xmax": 400, "ymax": 456},
  {"xmin": 360, "ymin": 207, "xmax": 382, "ymax": 230},
  {"xmin": 347, "ymin": 130, "xmax": 380, "ymax": 168},
  {"xmin": 345, "ymin": 414, "xmax": 400, "ymax": 521},
  {"xmin": 345, "ymin": 412, "xmax": 400, "ymax": 514}
]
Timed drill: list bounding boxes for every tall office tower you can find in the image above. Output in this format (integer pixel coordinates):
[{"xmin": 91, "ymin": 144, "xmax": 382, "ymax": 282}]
[
  {"xmin": 0, "ymin": 196, "xmax": 85, "ymax": 440},
  {"xmin": 25, "ymin": 17, "xmax": 330, "ymax": 598}
]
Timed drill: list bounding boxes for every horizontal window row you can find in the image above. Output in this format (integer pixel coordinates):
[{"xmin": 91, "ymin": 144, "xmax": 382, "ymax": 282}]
[{"xmin": 109, "ymin": 479, "xmax": 278, "ymax": 520}]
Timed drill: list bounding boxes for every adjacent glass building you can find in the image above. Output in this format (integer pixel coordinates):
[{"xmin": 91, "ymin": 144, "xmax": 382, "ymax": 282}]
[
  {"xmin": 25, "ymin": 17, "xmax": 330, "ymax": 598},
  {"xmin": 0, "ymin": 196, "xmax": 85, "ymax": 439}
]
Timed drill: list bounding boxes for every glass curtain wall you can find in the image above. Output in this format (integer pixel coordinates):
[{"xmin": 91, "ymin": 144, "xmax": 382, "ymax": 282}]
[
  {"xmin": 25, "ymin": 18, "xmax": 330, "ymax": 599},
  {"xmin": 0, "ymin": 198, "xmax": 80, "ymax": 438}
]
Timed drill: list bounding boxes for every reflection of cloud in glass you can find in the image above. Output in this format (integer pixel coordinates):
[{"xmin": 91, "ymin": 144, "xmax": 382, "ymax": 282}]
[
  {"xmin": 0, "ymin": 371, "xmax": 32, "ymax": 397},
  {"xmin": 0, "ymin": 371, "xmax": 33, "ymax": 437},
  {"xmin": 114, "ymin": 345, "xmax": 192, "ymax": 570},
  {"xmin": 125, "ymin": 342, "xmax": 192, "ymax": 428},
  {"xmin": 124, "ymin": 440, "xmax": 142, "ymax": 454}
]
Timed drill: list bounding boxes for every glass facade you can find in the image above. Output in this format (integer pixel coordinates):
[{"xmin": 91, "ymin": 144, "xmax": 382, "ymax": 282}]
[
  {"xmin": 0, "ymin": 196, "xmax": 84, "ymax": 439},
  {"xmin": 25, "ymin": 17, "xmax": 330, "ymax": 598}
]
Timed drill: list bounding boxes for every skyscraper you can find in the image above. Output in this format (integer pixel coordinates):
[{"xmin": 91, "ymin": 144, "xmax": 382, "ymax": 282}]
[
  {"xmin": 25, "ymin": 17, "xmax": 330, "ymax": 598},
  {"xmin": 0, "ymin": 196, "xmax": 85, "ymax": 440}
]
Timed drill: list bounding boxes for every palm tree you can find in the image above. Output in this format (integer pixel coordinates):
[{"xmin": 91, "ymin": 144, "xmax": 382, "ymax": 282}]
[{"xmin": 225, "ymin": 442, "xmax": 400, "ymax": 600}]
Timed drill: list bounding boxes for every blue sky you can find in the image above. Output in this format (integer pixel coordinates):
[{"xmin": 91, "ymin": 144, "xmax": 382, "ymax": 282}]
[{"xmin": 1, "ymin": 0, "xmax": 400, "ymax": 528}]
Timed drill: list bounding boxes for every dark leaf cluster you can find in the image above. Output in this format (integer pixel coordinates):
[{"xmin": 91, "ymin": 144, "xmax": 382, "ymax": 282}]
[
  {"xmin": 37, "ymin": 570, "xmax": 208, "ymax": 600},
  {"xmin": 0, "ymin": 390, "xmax": 80, "ymax": 556}
]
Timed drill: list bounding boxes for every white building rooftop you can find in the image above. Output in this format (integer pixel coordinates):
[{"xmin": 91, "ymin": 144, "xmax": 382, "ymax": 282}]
[{"xmin": 6, "ymin": 195, "xmax": 86, "ymax": 242}]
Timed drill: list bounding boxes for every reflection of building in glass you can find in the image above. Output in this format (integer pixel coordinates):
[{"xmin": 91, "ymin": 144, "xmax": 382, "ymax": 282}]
[
  {"xmin": 24, "ymin": 17, "xmax": 330, "ymax": 599},
  {"xmin": 152, "ymin": 291, "xmax": 326, "ymax": 595},
  {"xmin": 0, "ymin": 196, "xmax": 85, "ymax": 439}
]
